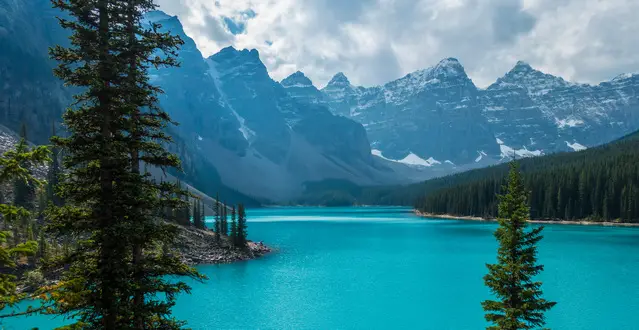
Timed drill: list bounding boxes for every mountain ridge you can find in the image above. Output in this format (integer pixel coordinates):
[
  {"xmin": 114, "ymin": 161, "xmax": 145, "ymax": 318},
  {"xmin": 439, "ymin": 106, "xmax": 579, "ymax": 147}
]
[
  {"xmin": 2, "ymin": 4, "xmax": 638, "ymax": 203},
  {"xmin": 320, "ymin": 56, "xmax": 639, "ymax": 169}
]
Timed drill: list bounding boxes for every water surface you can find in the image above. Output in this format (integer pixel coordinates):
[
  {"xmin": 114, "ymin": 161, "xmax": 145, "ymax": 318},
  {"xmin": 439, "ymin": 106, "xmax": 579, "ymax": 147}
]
[{"xmin": 5, "ymin": 207, "xmax": 639, "ymax": 329}]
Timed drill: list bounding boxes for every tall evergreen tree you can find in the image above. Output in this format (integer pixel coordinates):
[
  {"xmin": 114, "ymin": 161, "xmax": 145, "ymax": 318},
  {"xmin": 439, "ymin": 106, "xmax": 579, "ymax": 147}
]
[
  {"xmin": 192, "ymin": 198, "xmax": 205, "ymax": 229},
  {"xmin": 221, "ymin": 201, "xmax": 228, "ymax": 236},
  {"xmin": 200, "ymin": 200, "xmax": 206, "ymax": 230},
  {"xmin": 13, "ymin": 124, "xmax": 35, "ymax": 213},
  {"xmin": 236, "ymin": 204, "xmax": 248, "ymax": 247},
  {"xmin": 192, "ymin": 199, "xmax": 198, "ymax": 227},
  {"xmin": 214, "ymin": 195, "xmax": 221, "ymax": 241},
  {"xmin": 230, "ymin": 205, "xmax": 237, "ymax": 246},
  {"xmin": 46, "ymin": 0, "xmax": 203, "ymax": 328},
  {"xmin": 45, "ymin": 122, "xmax": 62, "ymax": 207},
  {"xmin": 482, "ymin": 162, "xmax": 556, "ymax": 329}
]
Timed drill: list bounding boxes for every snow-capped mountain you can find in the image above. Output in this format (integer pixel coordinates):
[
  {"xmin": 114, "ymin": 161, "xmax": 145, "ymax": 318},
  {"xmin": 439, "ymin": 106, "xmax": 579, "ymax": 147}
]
[
  {"xmin": 3, "ymin": 1, "xmax": 639, "ymax": 201},
  {"xmin": 321, "ymin": 59, "xmax": 639, "ymax": 167},
  {"xmin": 322, "ymin": 58, "xmax": 499, "ymax": 165},
  {"xmin": 483, "ymin": 61, "xmax": 639, "ymax": 156}
]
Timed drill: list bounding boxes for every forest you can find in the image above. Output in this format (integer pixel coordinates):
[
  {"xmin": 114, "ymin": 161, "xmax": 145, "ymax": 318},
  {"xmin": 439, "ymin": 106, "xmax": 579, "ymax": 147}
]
[
  {"xmin": 296, "ymin": 131, "xmax": 639, "ymax": 224},
  {"xmin": 415, "ymin": 131, "xmax": 639, "ymax": 222}
]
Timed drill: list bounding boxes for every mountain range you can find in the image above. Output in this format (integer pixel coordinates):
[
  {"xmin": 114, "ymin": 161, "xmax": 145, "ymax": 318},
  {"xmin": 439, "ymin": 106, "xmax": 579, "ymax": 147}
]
[
  {"xmin": 319, "ymin": 58, "xmax": 639, "ymax": 167},
  {"xmin": 1, "ymin": 3, "xmax": 638, "ymax": 203}
]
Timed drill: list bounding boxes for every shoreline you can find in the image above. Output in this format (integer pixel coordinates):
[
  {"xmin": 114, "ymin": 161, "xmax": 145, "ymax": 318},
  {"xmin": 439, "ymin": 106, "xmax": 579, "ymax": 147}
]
[
  {"xmin": 414, "ymin": 210, "xmax": 639, "ymax": 227},
  {"xmin": 177, "ymin": 225, "xmax": 272, "ymax": 266}
]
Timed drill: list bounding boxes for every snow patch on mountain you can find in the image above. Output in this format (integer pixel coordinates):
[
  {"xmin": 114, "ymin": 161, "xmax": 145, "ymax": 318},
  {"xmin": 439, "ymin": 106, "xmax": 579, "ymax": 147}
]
[
  {"xmin": 612, "ymin": 72, "xmax": 639, "ymax": 81},
  {"xmin": 283, "ymin": 83, "xmax": 312, "ymax": 89},
  {"xmin": 565, "ymin": 141, "xmax": 587, "ymax": 151},
  {"xmin": 402, "ymin": 154, "xmax": 441, "ymax": 167},
  {"xmin": 379, "ymin": 58, "xmax": 466, "ymax": 105},
  {"xmin": 206, "ymin": 59, "xmax": 256, "ymax": 142},
  {"xmin": 371, "ymin": 149, "xmax": 441, "ymax": 167},
  {"xmin": 475, "ymin": 150, "xmax": 488, "ymax": 162},
  {"xmin": 498, "ymin": 143, "xmax": 542, "ymax": 160},
  {"xmin": 555, "ymin": 117, "xmax": 584, "ymax": 128}
]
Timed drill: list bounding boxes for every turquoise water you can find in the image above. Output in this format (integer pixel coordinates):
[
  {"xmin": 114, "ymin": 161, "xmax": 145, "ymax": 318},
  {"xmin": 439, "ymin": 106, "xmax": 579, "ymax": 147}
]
[{"xmin": 5, "ymin": 207, "xmax": 639, "ymax": 329}]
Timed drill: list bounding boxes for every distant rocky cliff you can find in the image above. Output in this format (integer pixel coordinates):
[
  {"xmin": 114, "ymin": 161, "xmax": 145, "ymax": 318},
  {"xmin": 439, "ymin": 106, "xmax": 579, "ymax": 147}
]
[{"xmin": 321, "ymin": 59, "xmax": 639, "ymax": 168}]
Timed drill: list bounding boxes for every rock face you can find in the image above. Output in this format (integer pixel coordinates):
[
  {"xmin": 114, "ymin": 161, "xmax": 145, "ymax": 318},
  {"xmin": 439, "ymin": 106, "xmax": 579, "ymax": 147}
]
[
  {"xmin": 145, "ymin": 13, "xmax": 433, "ymax": 201},
  {"xmin": 322, "ymin": 58, "xmax": 500, "ymax": 165},
  {"xmin": 201, "ymin": 46, "xmax": 429, "ymax": 200},
  {"xmin": 322, "ymin": 59, "xmax": 639, "ymax": 168},
  {"xmin": 0, "ymin": 4, "xmax": 432, "ymax": 202}
]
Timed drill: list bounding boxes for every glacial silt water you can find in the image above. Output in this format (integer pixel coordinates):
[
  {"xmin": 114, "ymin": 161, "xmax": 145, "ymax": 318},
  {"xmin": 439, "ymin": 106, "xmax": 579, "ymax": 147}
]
[{"xmin": 5, "ymin": 207, "xmax": 639, "ymax": 329}]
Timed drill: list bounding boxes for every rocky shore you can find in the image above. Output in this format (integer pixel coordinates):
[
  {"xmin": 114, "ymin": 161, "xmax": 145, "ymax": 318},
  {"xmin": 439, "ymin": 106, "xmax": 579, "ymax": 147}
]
[
  {"xmin": 176, "ymin": 225, "xmax": 272, "ymax": 265},
  {"xmin": 15, "ymin": 225, "xmax": 271, "ymax": 294},
  {"xmin": 414, "ymin": 210, "xmax": 639, "ymax": 227}
]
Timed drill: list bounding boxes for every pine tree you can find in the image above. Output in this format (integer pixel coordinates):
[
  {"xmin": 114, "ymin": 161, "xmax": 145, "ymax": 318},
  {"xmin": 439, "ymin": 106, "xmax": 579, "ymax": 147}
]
[
  {"xmin": 192, "ymin": 199, "xmax": 198, "ymax": 228},
  {"xmin": 214, "ymin": 195, "xmax": 221, "ymax": 242},
  {"xmin": 200, "ymin": 200, "xmax": 206, "ymax": 230},
  {"xmin": 230, "ymin": 205, "xmax": 237, "ymax": 247},
  {"xmin": 13, "ymin": 125, "xmax": 36, "ymax": 213},
  {"xmin": 482, "ymin": 162, "xmax": 556, "ymax": 329},
  {"xmin": 46, "ymin": 0, "xmax": 203, "ymax": 328},
  {"xmin": 13, "ymin": 126, "xmax": 37, "ymax": 247},
  {"xmin": 221, "ymin": 201, "xmax": 228, "ymax": 236},
  {"xmin": 192, "ymin": 198, "xmax": 205, "ymax": 229},
  {"xmin": 236, "ymin": 204, "xmax": 248, "ymax": 247},
  {"xmin": 38, "ymin": 231, "xmax": 48, "ymax": 265},
  {"xmin": 45, "ymin": 122, "xmax": 62, "ymax": 207}
]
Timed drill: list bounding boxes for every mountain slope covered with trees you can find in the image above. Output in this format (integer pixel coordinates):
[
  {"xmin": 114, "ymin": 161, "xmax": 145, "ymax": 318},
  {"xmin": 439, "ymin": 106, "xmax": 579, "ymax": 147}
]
[{"xmin": 415, "ymin": 131, "xmax": 639, "ymax": 222}]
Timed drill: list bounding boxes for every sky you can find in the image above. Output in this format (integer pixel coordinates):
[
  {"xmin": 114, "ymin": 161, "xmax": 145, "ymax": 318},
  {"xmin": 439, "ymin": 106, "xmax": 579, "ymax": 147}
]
[{"xmin": 155, "ymin": 0, "xmax": 639, "ymax": 88}]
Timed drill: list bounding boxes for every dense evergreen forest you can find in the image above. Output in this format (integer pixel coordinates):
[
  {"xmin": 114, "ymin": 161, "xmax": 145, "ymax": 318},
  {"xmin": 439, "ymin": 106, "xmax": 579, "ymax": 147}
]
[
  {"xmin": 416, "ymin": 131, "xmax": 639, "ymax": 222},
  {"xmin": 296, "ymin": 131, "xmax": 639, "ymax": 223}
]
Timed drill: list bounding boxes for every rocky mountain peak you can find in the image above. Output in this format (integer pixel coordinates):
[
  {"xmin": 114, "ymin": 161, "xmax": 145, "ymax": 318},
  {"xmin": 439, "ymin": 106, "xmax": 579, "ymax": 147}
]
[
  {"xmin": 513, "ymin": 60, "xmax": 533, "ymax": 71},
  {"xmin": 281, "ymin": 71, "xmax": 314, "ymax": 88},
  {"xmin": 326, "ymin": 72, "xmax": 351, "ymax": 88},
  {"xmin": 432, "ymin": 57, "xmax": 466, "ymax": 77},
  {"xmin": 214, "ymin": 46, "xmax": 260, "ymax": 60},
  {"xmin": 611, "ymin": 72, "xmax": 639, "ymax": 82},
  {"xmin": 208, "ymin": 46, "xmax": 268, "ymax": 80},
  {"xmin": 488, "ymin": 60, "xmax": 573, "ymax": 95}
]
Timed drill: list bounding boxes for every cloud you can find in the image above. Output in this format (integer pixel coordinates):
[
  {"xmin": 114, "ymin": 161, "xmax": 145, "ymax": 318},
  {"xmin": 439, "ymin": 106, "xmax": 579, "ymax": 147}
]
[{"xmin": 155, "ymin": 0, "xmax": 639, "ymax": 88}]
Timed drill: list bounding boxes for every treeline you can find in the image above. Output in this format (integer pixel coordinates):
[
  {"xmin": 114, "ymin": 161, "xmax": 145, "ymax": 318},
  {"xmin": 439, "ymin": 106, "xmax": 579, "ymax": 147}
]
[
  {"xmin": 293, "ymin": 179, "xmax": 418, "ymax": 206},
  {"xmin": 416, "ymin": 131, "xmax": 639, "ymax": 222},
  {"xmin": 169, "ymin": 190, "xmax": 249, "ymax": 248}
]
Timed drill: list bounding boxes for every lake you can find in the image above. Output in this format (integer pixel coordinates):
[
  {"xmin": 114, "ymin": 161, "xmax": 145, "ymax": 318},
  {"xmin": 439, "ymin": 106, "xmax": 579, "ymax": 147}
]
[{"xmin": 5, "ymin": 207, "xmax": 639, "ymax": 329}]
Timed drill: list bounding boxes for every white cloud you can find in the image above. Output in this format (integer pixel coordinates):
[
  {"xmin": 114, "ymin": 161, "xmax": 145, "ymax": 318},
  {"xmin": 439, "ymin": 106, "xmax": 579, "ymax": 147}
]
[{"xmin": 155, "ymin": 0, "xmax": 639, "ymax": 88}]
